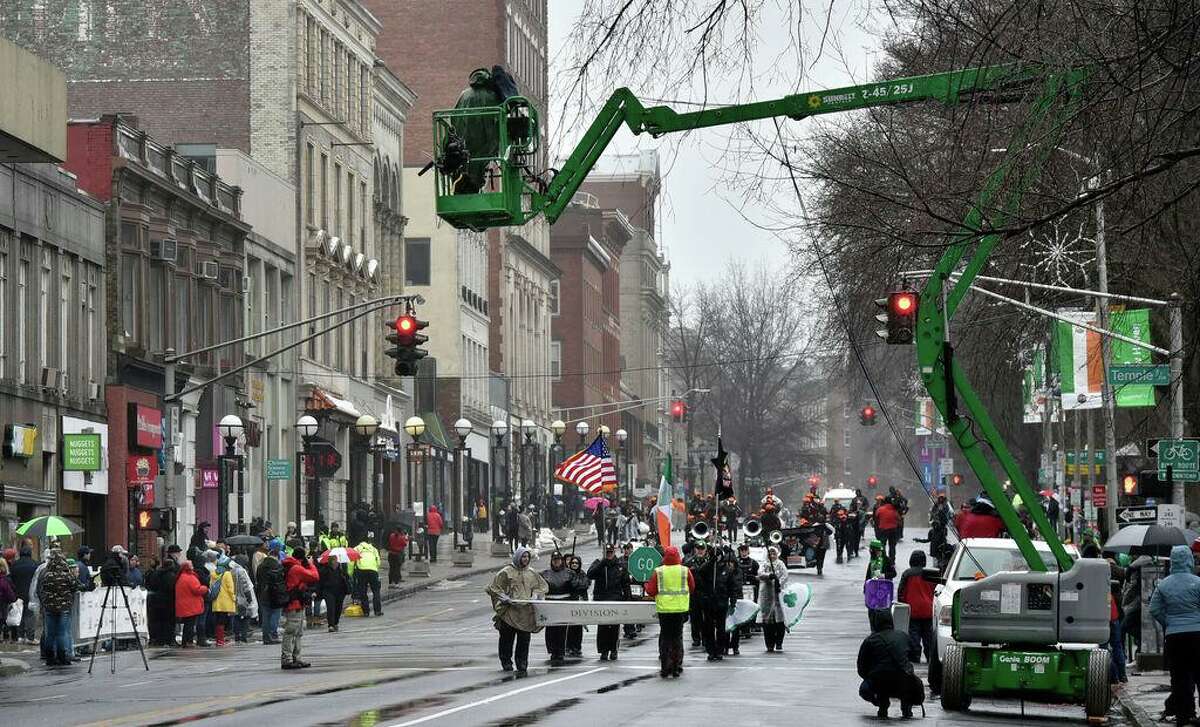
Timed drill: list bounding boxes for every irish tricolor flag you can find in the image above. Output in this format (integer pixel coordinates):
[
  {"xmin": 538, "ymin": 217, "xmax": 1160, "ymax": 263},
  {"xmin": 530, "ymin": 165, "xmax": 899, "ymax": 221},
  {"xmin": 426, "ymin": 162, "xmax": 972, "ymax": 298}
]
[
  {"xmin": 1053, "ymin": 310, "xmax": 1102, "ymax": 410},
  {"xmin": 656, "ymin": 455, "xmax": 673, "ymax": 547}
]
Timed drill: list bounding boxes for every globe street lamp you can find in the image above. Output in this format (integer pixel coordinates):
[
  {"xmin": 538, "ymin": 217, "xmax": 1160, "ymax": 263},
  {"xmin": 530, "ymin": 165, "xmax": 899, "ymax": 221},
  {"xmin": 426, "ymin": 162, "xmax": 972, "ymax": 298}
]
[
  {"xmin": 217, "ymin": 414, "xmax": 244, "ymax": 536},
  {"xmin": 519, "ymin": 419, "xmax": 536, "ymax": 507},
  {"xmin": 550, "ymin": 420, "xmax": 566, "ymax": 527},
  {"xmin": 354, "ymin": 414, "xmax": 381, "ymax": 508},
  {"xmin": 453, "ymin": 418, "xmax": 473, "ymax": 557},
  {"xmin": 575, "ymin": 420, "xmax": 590, "ymax": 448},
  {"xmin": 490, "ymin": 419, "xmax": 509, "ymax": 550},
  {"xmin": 295, "ymin": 415, "xmax": 318, "ymax": 532},
  {"xmin": 404, "ymin": 416, "xmax": 429, "ymax": 564}
]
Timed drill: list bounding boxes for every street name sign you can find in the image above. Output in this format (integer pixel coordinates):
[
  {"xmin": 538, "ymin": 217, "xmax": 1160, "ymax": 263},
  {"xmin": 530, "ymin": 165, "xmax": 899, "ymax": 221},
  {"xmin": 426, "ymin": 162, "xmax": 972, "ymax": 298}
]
[
  {"xmin": 1116, "ymin": 506, "xmax": 1157, "ymax": 527},
  {"xmin": 1108, "ymin": 364, "xmax": 1170, "ymax": 387},
  {"xmin": 1154, "ymin": 438, "xmax": 1199, "ymax": 482},
  {"xmin": 265, "ymin": 458, "xmax": 292, "ymax": 480}
]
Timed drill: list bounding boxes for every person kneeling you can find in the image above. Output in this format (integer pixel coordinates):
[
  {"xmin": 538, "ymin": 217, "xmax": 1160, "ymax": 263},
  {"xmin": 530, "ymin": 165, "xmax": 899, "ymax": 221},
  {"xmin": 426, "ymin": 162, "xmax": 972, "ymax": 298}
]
[{"xmin": 857, "ymin": 609, "xmax": 922, "ymax": 719}]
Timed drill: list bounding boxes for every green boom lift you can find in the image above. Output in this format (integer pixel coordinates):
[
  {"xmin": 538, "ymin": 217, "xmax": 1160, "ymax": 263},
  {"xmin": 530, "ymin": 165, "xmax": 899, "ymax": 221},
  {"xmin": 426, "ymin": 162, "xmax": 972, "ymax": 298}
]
[{"xmin": 430, "ymin": 64, "xmax": 1113, "ymax": 720}]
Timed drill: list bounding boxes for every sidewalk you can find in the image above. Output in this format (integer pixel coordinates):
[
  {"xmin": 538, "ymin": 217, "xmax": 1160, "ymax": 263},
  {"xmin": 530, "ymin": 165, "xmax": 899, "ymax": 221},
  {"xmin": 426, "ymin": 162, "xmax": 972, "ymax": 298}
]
[
  {"xmin": 1116, "ymin": 669, "xmax": 1172, "ymax": 727},
  {"xmin": 373, "ymin": 527, "xmax": 597, "ymax": 606}
]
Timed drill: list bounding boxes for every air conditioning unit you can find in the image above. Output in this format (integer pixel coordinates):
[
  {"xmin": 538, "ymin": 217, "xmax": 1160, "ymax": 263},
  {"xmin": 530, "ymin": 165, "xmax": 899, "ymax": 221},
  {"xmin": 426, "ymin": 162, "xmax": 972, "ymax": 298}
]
[
  {"xmin": 40, "ymin": 366, "xmax": 60, "ymax": 389},
  {"xmin": 197, "ymin": 261, "xmax": 219, "ymax": 280},
  {"xmin": 88, "ymin": 381, "xmax": 101, "ymax": 401},
  {"xmin": 151, "ymin": 238, "xmax": 178, "ymax": 263}
]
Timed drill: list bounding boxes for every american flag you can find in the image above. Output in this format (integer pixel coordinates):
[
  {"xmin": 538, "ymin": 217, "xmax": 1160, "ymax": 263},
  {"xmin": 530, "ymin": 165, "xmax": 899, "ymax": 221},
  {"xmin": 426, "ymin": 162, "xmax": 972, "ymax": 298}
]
[{"xmin": 554, "ymin": 435, "xmax": 617, "ymax": 494}]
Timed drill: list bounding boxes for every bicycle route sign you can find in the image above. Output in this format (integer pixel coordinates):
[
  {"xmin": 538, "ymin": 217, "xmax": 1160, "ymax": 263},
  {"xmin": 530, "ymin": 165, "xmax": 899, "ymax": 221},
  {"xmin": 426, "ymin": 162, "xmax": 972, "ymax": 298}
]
[{"xmin": 1149, "ymin": 438, "xmax": 1199, "ymax": 482}]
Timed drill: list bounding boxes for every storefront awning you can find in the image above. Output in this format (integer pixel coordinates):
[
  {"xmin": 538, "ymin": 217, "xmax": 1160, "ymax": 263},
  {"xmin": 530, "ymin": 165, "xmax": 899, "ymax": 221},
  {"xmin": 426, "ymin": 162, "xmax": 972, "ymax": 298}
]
[
  {"xmin": 419, "ymin": 412, "xmax": 452, "ymax": 450},
  {"xmin": 0, "ymin": 483, "xmax": 56, "ymax": 507},
  {"xmin": 305, "ymin": 387, "xmax": 362, "ymax": 421}
]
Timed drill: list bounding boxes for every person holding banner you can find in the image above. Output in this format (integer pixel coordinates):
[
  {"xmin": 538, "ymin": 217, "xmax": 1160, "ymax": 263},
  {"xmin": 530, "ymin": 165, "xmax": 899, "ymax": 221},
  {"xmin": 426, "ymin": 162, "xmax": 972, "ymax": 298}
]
[
  {"xmin": 485, "ymin": 546, "xmax": 548, "ymax": 676},
  {"xmin": 541, "ymin": 552, "xmax": 572, "ymax": 665},
  {"xmin": 588, "ymin": 543, "xmax": 629, "ymax": 660},
  {"xmin": 565, "ymin": 554, "xmax": 589, "ymax": 657},
  {"xmin": 758, "ymin": 546, "xmax": 789, "ymax": 653},
  {"xmin": 644, "ymin": 545, "xmax": 694, "ymax": 678}
]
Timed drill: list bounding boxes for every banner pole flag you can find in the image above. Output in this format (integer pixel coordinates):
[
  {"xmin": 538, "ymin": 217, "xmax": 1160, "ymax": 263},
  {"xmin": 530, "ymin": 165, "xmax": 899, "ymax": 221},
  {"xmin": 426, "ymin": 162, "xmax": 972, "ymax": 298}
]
[{"xmin": 656, "ymin": 455, "xmax": 673, "ymax": 547}]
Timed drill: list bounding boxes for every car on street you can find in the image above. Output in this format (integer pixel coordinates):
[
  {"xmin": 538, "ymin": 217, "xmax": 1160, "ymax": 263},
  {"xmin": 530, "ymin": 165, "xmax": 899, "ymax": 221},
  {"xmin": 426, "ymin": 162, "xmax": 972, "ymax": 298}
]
[{"xmin": 934, "ymin": 537, "xmax": 1081, "ymax": 664}]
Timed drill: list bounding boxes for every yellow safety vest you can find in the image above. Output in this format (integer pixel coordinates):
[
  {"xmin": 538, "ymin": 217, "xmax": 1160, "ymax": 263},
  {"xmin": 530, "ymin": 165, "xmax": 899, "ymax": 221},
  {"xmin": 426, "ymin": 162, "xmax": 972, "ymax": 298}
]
[
  {"xmin": 356, "ymin": 543, "xmax": 380, "ymax": 572},
  {"xmin": 654, "ymin": 564, "xmax": 690, "ymax": 613}
]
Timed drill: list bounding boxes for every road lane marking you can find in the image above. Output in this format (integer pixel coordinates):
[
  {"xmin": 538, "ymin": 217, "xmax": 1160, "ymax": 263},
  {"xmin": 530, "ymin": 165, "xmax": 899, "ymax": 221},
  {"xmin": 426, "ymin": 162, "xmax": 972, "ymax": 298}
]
[
  {"xmin": 386, "ymin": 667, "xmax": 607, "ymax": 726},
  {"xmin": 121, "ymin": 680, "xmax": 153, "ymax": 687},
  {"xmin": 31, "ymin": 694, "xmax": 66, "ymax": 701}
]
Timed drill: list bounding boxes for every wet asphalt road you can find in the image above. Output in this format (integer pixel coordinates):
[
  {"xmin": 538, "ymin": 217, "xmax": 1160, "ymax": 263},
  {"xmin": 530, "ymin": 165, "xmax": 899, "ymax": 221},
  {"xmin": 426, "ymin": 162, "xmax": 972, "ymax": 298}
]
[{"xmin": 1, "ymin": 537, "xmax": 1128, "ymax": 727}]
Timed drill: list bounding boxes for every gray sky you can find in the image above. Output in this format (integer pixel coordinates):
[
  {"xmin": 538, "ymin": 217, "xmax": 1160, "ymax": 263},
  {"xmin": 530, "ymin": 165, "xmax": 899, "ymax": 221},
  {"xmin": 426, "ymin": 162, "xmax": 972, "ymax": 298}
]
[{"xmin": 547, "ymin": 1, "xmax": 887, "ymax": 288}]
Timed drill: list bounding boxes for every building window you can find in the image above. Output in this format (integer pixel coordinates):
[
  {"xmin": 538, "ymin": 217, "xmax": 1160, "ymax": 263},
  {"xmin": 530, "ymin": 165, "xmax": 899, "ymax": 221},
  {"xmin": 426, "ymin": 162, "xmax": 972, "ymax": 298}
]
[
  {"xmin": 306, "ymin": 143, "xmax": 315, "ymax": 225},
  {"xmin": 334, "ymin": 163, "xmax": 342, "ymax": 237},
  {"xmin": 59, "ymin": 262, "xmax": 71, "ymax": 381},
  {"xmin": 174, "ymin": 273, "xmax": 189, "ymax": 354},
  {"xmin": 120, "ymin": 252, "xmax": 140, "ymax": 340},
  {"xmin": 17, "ymin": 256, "xmax": 27, "ymax": 383},
  {"xmin": 335, "ymin": 288, "xmax": 345, "ymax": 371},
  {"xmin": 87, "ymin": 268, "xmax": 97, "ymax": 384},
  {"xmin": 320, "ymin": 153, "xmax": 329, "ymax": 229},
  {"xmin": 347, "ymin": 172, "xmax": 355, "ymax": 245},
  {"xmin": 39, "ymin": 252, "xmax": 50, "ymax": 367},
  {"xmin": 149, "ymin": 262, "xmax": 168, "ymax": 353},
  {"xmin": 405, "ymin": 238, "xmax": 430, "ymax": 286},
  {"xmin": 360, "ymin": 181, "xmax": 368, "ymax": 250},
  {"xmin": 843, "ymin": 427, "xmax": 851, "ymax": 448},
  {"xmin": 307, "ymin": 272, "xmax": 317, "ymax": 359},
  {"xmin": 550, "ymin": 340, "xmax": 561, "ymax": 380},
  {"xmin": 548, "ymin": 279, "xmax": 559, "ymax": 315},
  {"xmin": 0, "ymin": 241, "xmax": 7, "ymax": 380}
]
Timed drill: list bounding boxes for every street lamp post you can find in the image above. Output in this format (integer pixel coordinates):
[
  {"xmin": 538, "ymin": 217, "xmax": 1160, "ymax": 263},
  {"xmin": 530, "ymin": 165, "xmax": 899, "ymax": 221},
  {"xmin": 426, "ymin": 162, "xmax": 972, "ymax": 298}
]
[
  {"xmin": 404, "ymin": 416, "xmax": 429, "ymax": 575},
  {"xmin": 295, "ymin": 415, "xmax": 318, "ymax": 532},
  {"xmin": 490, "ymin": 420, "xmax": 510, "ymax": 556},
  {"xmin": 354, "ymin": 414, "xmax": 380, "ymax": 509},
  {"xmin": 550, "ymin": 420, "xmax": 565, "ymax": 527},
  {"xmin": 453, "ymin": 418, "xmax": 474, "ymax": 566},
  {"xmin": 616, "ymin": 428, "xmax": 628, "ymax": 502},
  {"xmin": 217, "ymin": 414, "xmax": 245, "ymax": 536},
  {"xmin": 520, "ymin": 419, "xmax": 535, "ymax": 509},
  {"xmin": 575, "ymin": 420, "xmax": 590, "ymax": 449}
]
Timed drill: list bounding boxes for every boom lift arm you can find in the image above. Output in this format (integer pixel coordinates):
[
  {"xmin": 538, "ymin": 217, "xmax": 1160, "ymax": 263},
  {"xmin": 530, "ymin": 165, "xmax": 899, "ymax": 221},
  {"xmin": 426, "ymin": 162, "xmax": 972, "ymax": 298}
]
[{"xmin": 432, "ymin": 64, "xmax": 1086, "ymax": 572}]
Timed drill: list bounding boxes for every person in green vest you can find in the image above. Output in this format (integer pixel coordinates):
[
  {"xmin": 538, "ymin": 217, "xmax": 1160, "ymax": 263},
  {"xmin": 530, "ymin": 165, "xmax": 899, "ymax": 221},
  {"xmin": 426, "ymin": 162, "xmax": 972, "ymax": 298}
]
[
  {"xmin": 644, "ymin": 545, "xmax": 695, "ymax": 678},
  {"xmin": 320, "ymin": 522, "xmax": 349, "ymax": 553},
  {"xmin": 353, "ymin": 535, "xmax": 382, "ymax": 617}
]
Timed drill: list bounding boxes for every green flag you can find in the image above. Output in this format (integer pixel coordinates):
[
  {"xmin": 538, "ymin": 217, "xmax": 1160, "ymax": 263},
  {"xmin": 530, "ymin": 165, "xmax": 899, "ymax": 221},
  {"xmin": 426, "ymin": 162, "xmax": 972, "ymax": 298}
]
[{"xmin": 1111, "ymin": 309, "xmax": 1154, "ymax": 407}]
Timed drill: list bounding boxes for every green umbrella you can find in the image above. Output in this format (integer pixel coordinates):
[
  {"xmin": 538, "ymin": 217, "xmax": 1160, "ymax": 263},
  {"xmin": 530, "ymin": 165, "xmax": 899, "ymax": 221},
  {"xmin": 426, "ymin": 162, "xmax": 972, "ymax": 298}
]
[{"xmin": 16, "ymin": 515, "xmax": 84, "ymax": 539}]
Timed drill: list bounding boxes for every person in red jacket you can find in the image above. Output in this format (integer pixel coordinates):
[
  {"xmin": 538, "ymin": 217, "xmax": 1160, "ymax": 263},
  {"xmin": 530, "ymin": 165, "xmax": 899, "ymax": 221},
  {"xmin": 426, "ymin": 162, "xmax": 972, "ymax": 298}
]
[
  {"xmin": 174, "ymin": 561, "xmax": 209, "ymax": 648},
  {"xmin": 954, "ymin": 496, "xmax": 1006, "ymax": 539},
  {"xmin": 644, "ymin": 546, "xmax": 696, "ymax": 678},
  {"xmin": 873, "ymin": 496, "xmax": 901, "ymax": 562},
  {"xmin": 386, "ymin": 527, "xmax": 409, "ymax": 587},
  {"xmin": 425, "ymin": 506, "xmax": 445, "ymax": 564},
  {"xmin": 281, "ymin": 548, "xmax": 319, "ymax": 670},
  {"xmin": 897, "ymin": 550, "xmax": 941, "ymax": 693}
]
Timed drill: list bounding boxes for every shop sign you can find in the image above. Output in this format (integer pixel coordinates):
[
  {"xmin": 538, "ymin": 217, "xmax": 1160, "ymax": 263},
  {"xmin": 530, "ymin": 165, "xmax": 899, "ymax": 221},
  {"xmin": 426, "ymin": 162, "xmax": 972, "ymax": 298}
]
[
  {"xmin": 4, "ymin": 424, "xmax": 38, "ymax": 458},
  {"xmin": 63, "ymin": 433, "xmax": 103, "ymax": 471},
  {"xmin": 126, "ymin": 453, "xmax": 159, "ymax": 486},
  {"xmin": 129, "ymin": 404, "xmax": 163, "ymax": 449},
  {"xmin": 200, "ymin": 468, "xmax": 219, "ymax": 489}
]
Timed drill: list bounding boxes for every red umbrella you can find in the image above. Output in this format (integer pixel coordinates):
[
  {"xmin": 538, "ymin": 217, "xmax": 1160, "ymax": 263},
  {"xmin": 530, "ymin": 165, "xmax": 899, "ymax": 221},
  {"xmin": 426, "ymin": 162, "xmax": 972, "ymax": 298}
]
[{"xmin": 318, "ymin": 547, "xmax": 361, "ymax": 564}]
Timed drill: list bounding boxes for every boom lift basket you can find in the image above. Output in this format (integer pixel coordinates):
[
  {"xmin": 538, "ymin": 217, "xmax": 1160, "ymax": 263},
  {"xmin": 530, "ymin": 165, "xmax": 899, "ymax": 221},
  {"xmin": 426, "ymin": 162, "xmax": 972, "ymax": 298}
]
[{"xmin": 432, "ymin": 96, "xmax": 541, "ymax": 230}]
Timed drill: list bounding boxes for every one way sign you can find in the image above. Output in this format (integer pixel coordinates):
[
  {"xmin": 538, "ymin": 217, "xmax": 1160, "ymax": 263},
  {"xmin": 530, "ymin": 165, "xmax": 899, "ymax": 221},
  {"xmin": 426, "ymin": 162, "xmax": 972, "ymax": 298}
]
[{"xmin": 1116, "ymin": 506, "xmax": 1157, "ymax": 527}]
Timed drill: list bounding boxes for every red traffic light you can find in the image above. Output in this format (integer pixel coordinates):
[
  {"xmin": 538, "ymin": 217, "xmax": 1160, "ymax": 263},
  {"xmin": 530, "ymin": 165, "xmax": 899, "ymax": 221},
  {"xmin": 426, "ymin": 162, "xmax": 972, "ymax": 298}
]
[
  {"xmin": 670, "ymin": 400, "xmax": 687, "ymax": 421},
  {"xmin": 890, "ymin": 292, "xmax": 916, "ymax": 315},
  {"xmin": 396, "ymin": 315, "xmax": 415, "ymax": 334},
  {"xmin": 860, "ymin": 405, "xmax": 877, "ymax": 425},
  {"xmin": 867, "ymin": 475, "xmax": 878, "ymax": 488}
]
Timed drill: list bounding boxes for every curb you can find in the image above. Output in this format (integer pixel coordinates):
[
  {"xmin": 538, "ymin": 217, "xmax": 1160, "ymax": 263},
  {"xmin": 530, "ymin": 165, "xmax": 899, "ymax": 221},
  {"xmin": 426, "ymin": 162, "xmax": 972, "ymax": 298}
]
[
  {"xmin": 1115, "ymin": 690, "xmax": 1157, "ymax": 727},
  {"xmin": 0, "ymin": 657, "xmax": 31, "ymax": 678}
]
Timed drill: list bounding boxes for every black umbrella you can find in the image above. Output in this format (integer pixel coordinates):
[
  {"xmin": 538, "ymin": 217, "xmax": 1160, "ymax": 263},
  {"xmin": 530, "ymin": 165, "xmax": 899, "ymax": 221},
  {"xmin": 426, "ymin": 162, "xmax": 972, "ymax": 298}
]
[
  {"xmin": 223, "ymin": 534, "xmax": 264, "ymax": 547},
  {"xmin": 1103, "ymin": 524, "xmax": 1195, "ymax": 555}
]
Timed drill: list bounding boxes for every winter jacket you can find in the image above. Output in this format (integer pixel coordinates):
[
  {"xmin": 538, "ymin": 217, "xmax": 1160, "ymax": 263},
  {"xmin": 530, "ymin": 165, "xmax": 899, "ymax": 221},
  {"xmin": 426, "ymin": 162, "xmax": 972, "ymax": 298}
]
[
  {"xmin": 541, "ymin": 565, "xmax": 575, "ymax": 600},
  {"xmin": 38, "ymin": 552, "xmax": 80, "ymax": 614},
  {"xmin": 587, "ymin": 556, "xmax": 629, "ymax": 601},
  {"xmin": 10, "ymin": 554, "xmax": 37, "ymax": 601},
  {"xmin": 758, "ymin": 558, "xmax": 789, "ymax": 623},
  {"xmin": 318, "ymin": 562, "xmax": 352, "ymax": 599},
  {"xmin": 690, "ymin": 554, "xmax": 739, "ymax": 611},
  {"xmin": 517, "ymin": 513, "xmax": 533, "ymax": 541},
  {"xmin": 857, "ymin": 610, "xmax": 913, "ymax": 682},
  {"xmin": 211, "ymin": 567, "xmax": 237, "ymax": 614},
  {"xmin": 175, "ymin": 562, "xmax": 208, "ymax": 618},
  {"xmin": 256, "ymin": 555, "xmax": 285, "ymax": 608},
  {"xmin": 144, "ymin": 560, "xmax": 179, "ymax": 614},
  {"xmin": 955, "ymin": 510, "xmax": 1006, "ymax": 539},
  {"xmin": 897, "ymin": 552, "xmax": 935, "ymax": 620},
  {"xmin": 874, "ymin": 503, "xmax": 900, "ymax": 531},
  {"xmin": 387, "ymin": 532, "xmax": 409, "ymax": 555},
  {"xmin": 426, "ymin": 508, "xmax": 444, "ymax": 536},
  {"xmin": 485, "ymin": 546, "xmax": 549, "ymax": 632},
  {"xmin": 0, "ymin": 574, "xmax": 16, "ymax": 612},
  {"xmin": 1149, "ymin": 545, "xmax": 1200, "ymax": 636},
  {"xmin": 645, "ymin": 546, "xmax": 696, "ymax": 598},
  {"xmin": 282, "ymin": 556, "xmax": 319, "ymax": 612}
]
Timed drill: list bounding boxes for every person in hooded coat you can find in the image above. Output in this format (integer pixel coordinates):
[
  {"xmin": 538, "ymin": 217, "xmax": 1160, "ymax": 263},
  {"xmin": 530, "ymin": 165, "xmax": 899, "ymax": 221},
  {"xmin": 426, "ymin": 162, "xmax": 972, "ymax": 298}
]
[
  {"xmin": 174, "ymin": 561, "xmax": 208, "ymax": 647},
  {"xmin": 565, "ymin": 554, "xmax": 589, "ymax": 657},
  {"xmin": 10, "ymin": 545, "xmax": 38, "ymax": 644},
  {"xmin": 540, "ymin": 552, "xmax": 572, "ymax": 664},
  {"xmin": 37, "ymin": 548, "xmax": 80, "ymax": 666},
  {"xmin": 758, "ymin": 546, "xmax": 789, "ymax": 652},
  {"xmin": 898, "ymin": 549, "xmax": 940, "ymax": 693},
  {"xmin": 857, "ymin": 609, "xmax": 919, "ymax": 719},
  {"xmin": 230, "ymin": 555, "xmax": 258, "ymax": 643},
  {"xmin": 318, "ymin": 557, "xmax": 352, "ymax": 633},
  {"xmin": 1150, "ymin": 545, "xmax": 1200, "ymax": 726},
  {"xmin": 644, "ymin": 545, "xmax": 695, "ymax": 678},
  {"xmin": 485, "ymin": 546, "xmax": 548, "ymax": 676}
]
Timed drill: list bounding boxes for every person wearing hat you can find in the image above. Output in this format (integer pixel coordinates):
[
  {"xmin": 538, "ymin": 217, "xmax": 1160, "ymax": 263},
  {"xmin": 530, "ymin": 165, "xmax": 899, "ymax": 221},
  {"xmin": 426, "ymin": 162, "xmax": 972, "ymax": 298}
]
[
  {"xmin": 540, "ymin": 551, "xmax": 573, "ymax": 665},
  {"xmin": 588, "ymin": 542, "xmax": 629, "ymax": 660},
  {"xmin": 618, "ymin": 542, "xmax": 638, "ymax": 639},
  {"xmin": 644, "ymin": 545, "xmax": 694, "ymax": 678},
  {"xmin": 1150, "ymin": 545, "xmax": 1200, "ymax": 726},
  {"xmin": 565, "ymin": 554, "xmax": 589, "ymax": 657},
  {"xmin": 280, "ymin": 547, "xmax": 319, "ymax": 669},
  {"xmin": 758, "ymin": 546, "xmax": 789, "ymax": 652}
]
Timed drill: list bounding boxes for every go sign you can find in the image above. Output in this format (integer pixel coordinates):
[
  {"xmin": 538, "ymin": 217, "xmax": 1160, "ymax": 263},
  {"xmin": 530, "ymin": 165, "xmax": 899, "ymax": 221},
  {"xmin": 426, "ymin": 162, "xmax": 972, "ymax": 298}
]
[{"xmin": 628, "ymin": 546, "xmax": 663, "ymax": 583}]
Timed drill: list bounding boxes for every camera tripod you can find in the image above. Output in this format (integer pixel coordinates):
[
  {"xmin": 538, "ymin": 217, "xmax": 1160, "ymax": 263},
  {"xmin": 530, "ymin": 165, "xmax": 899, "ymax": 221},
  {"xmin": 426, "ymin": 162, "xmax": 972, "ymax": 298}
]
[{"xmin": 87, "ymin": 582, "xmax": 150, "ymax": 675}]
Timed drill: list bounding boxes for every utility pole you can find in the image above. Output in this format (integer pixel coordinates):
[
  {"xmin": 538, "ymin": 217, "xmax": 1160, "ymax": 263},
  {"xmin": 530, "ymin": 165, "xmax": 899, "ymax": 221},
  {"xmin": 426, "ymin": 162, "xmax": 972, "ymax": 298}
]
[
  {"xmin": 1169, "ymin": 293, "xmax": 1185, "ymax": 506},
  {"xmin": 1091, "ymin": 175, "xmax": 1121, "ymax": 539}
]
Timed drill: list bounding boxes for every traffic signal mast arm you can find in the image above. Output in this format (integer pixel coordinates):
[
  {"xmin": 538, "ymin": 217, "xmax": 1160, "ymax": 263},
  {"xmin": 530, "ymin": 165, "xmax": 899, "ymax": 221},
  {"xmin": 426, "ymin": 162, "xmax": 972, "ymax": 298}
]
[{"xmin": 538, "ymin": 64, "xmax": 1049, "ymax": 224}]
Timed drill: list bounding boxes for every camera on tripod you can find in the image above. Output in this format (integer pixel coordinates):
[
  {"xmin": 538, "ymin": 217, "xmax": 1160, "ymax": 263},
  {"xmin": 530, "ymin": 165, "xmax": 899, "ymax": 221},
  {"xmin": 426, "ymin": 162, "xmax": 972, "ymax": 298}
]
[{"xmin": 99, "ymin": 545, "xmax": 130, "ymax": 587}]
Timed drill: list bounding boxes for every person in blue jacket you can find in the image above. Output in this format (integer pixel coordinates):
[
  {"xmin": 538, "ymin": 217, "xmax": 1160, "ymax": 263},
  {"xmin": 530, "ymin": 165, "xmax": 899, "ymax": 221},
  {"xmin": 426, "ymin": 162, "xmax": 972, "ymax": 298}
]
[{"xmin": 1149, "ymin": 545, "xmax": 1200, "ymax": 727}]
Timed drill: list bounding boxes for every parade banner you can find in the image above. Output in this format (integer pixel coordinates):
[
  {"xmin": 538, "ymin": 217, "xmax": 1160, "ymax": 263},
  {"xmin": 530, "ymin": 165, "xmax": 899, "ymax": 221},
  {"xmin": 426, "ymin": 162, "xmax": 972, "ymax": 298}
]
[
  {"xmin": 523, "ymin": 599, "xmax": 658, "ymax": 626},
  {"xmin": 1054, "ymin": 310, "xmax": 1102, "ymax": 410},
  {"xmin": 1021, "ymin": 344, "xmax": 1052, "ymax": 424},
  {"xmin": 1110, "ymin": 308, "xmax": 1154, "ymax": 407},
  {"xmin": 74, "ymin": 587, "xmax": 147, "ymax": 642}
]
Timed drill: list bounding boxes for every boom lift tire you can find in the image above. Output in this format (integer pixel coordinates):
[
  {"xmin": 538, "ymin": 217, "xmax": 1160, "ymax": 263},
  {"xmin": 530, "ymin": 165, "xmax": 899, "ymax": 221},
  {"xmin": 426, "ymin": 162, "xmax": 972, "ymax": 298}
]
[
  {"xmin": 1084, "ymin": 648, "xmax": 1112, "ymax": 720},
  {"xmin": 940, "ymin": 644, "xmax": 970, "ymax": 712}
]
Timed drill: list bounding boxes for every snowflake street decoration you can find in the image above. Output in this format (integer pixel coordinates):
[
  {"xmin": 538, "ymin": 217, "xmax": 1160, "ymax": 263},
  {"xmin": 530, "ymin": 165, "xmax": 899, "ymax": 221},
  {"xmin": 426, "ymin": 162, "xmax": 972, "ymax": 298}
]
[
  {"xmin": 1019, "ymin": 218, "xmax": 1095, "ymax": 287},
  {"xmin": 905, "ymin": 370, "xmax": 926, "ymax": 399}
]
